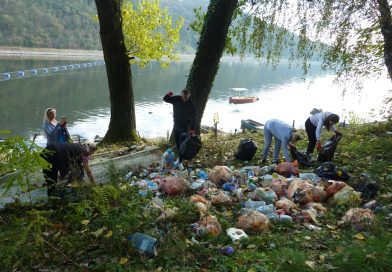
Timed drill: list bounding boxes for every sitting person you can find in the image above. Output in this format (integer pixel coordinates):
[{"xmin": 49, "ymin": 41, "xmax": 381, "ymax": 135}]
[
  {"xmin": 261, "ymin": 119, "xmax": 301, "ymax": 164},
  {"xmin": 42, "ymin": 107, "xmax": 71, "ymax": 145},
  {"xmin": 41, "ymin": 142, "xmax": 97, "ymax": 195}
]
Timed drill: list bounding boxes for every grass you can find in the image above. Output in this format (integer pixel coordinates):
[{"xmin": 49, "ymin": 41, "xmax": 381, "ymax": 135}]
[{"xmin": 0, "ymin": 121, "xmax": 392, "ymax": 271}]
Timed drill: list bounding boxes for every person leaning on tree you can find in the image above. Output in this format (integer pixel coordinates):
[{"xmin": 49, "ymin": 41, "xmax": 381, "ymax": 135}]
[{"xmin": 163, "ymin": 89, "xmax": 196, "ymax": 170}]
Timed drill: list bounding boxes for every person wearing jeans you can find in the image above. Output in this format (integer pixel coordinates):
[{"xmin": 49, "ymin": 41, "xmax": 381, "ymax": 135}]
[{"xmin": 261, "ymin": 119, "xmax": 301, "ymax": 164}]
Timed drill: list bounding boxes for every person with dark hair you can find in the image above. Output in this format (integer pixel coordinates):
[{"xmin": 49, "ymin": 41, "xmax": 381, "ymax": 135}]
[
  {"xmin": 163, "ymin": 89, "xmax": 196, "ymax": 170},
  {"xmin": 261, "ymin": 119, "xmax": 302, "ymax": 164},
  {"xmin": 305, "ymin": 111, "xmax": 340, "ymax": 158},
  {"xmin": 41, "ymin": 142, "xmax": 97, "ymax": 195}
]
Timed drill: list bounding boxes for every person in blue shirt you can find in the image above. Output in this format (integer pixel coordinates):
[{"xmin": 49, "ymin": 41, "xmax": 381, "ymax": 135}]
[
  {"xmin": 261, "ymin": 119, "xmax": 301, "ymax": 164},
  {"xmin": 42, "ymin": 107, "xmax": 70, "ymax": 145},
  {"xmin": 163, "ymin": 89, "xmax": 196, "ymax": 170}
]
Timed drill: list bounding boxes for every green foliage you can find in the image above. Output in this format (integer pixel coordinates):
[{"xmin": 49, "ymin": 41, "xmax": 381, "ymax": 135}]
[
  {"xmin": 122, "ymin": 0, "xmax": 184, "ymax": 68},
  {"xmin": 0, "ymin": 136, "xmax": 49, "ymax": 202}
]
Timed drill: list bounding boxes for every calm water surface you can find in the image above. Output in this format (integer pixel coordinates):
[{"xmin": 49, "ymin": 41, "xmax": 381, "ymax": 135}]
[{"xmin": 0, "ymin": 56, "xmax": 390, "ymax": 146}]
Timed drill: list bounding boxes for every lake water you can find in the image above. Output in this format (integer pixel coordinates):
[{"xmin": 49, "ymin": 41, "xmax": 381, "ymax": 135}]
[{"xmin": 0, "ymin": 56, "xmax": 390, "ymax": 146}]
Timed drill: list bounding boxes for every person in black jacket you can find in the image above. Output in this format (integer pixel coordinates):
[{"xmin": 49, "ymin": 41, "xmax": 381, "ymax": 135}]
[
  {"xmin": 163, "ymin": 89, "xmax": 196, "ymax": 170},
  {"xmin": 41, "ymin": 142, "xmax": 97, "ymax": 195}
]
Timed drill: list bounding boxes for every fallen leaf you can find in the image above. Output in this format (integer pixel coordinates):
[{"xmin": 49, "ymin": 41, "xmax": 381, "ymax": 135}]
[
  {"xmin": 92, "ymin": 227, "xmax": 105, "ymax": 237},
  {"xmin": 305, "ymin": 261, "xmax": 316, "ymax": 270},
  {"xmin": 82, "ymin": 220, "xmax": 90, "ymax": 225},
  {"xmin": 119, "ymin": 257, "xmax": 128, "ymax": 265},
  {"xmin": 104, "ymin": 230, "xmax": 113, "ymax": 238},
  {"xmin": 326, "ymin": 224, "xmax": 336, "ymax": 230},
  {"xmin": 354, "ymin": 232, "xmax": 366, "ymax": 240},
  {"xmin": 336, "ymin": 246, "xmax": 345, "ymax": 253}
]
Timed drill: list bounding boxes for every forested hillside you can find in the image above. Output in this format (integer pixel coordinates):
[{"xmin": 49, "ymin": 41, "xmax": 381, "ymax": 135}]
[{"xmin": 0, "ymin": 0, "xmax": 208, "ymax": 52}]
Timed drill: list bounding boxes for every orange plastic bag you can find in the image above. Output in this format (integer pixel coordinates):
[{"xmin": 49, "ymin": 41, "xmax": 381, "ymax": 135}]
[
  {"xmin": 237, "ymin": 211, "xmax": 269, "ymax": 231},
  {"xmin": 195, "ymin": 215, "xmax": 222, "ymax": 236},
  {"xmin": 276, "ymin": 160, "xmax": 299, "ymax": 177},
  {"xmin": 275, "ymin": 197, "xmax": 300, "ymax": 214},
  {"xmin": 160, "ymin": 176, "xmax": 187, "ymax": 196},
  {"xmin": 325, "ymin": 180, "xmax": 347, "ymax": 198}
]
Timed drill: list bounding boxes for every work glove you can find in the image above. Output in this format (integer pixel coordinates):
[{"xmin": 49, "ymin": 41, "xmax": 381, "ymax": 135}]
[
  {"xmin": 166, "ymin": 91, "xmax": 173, "ymax": 97},
  {"xmin": 316, "ymin": 141, "xmax": 322, "ymax": 151}
]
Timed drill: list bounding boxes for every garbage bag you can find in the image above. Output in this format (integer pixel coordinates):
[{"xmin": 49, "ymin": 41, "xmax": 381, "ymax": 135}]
[
  {"xmin": 340, "ymin": 208, "xmax": 374, "ymax": 231},
  {"xmin": 276, "ymin": 161, "xmax": 299, "ymax": 177},
  {"xmin": 318, "ymin": 133, "xmax": 343, "ymax": 162},
  {"xmin": 180, "ymin": 133, "xmax": 202, "ymax": 160},
  {"xmin": 209, "ymin": 166, "xmax": 232, "ymax": 185},
  {"xmin": 331, "ymin": 186, "xmax": 362, "ymax": 206},
  {"xmin": 289, "ymin": 144, "xmax": 311, "ymax": 167},
  {"xmin": 325, "ymin": 180, "xmax": 347, "ymax": 198},
  {"xmin": 192, "ymin": 215, "xmax": 222, "ymax": 236},
  {"xmin": 160, "ymin": 176, "xmax": 187, "ymax": 196},
  {"xmin": 234, "ymin": 138, "xmax": 258, "ymax": 161},
  {"xmin": 237, "ymin": 211, "xmax": 269, "ymax": 231},
  {"xmin": 314, "ymin": 162, "xmax": 349, "ymax": 181}
]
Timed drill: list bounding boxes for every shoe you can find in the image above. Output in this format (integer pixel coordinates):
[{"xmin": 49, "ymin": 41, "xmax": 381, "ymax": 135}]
[{"xmin": 177, "ymin": 162, "xmax": 184, "ymax": 170}]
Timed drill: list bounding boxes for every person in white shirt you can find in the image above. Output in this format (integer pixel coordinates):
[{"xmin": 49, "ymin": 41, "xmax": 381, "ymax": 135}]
[{"xmin": 305, "ymin": 111, "xmax": 340, "ymax": 157}]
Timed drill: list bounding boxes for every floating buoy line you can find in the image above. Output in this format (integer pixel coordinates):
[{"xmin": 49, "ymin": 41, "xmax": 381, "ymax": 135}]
[{"xmin": 0, "ymin": 60, "xmax": 105, "ymax": 81}]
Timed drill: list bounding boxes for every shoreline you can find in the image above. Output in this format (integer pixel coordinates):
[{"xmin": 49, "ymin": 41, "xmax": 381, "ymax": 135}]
[{"xmin": 0, "ymin": 46, "xmax": 104, "ymax": 59}]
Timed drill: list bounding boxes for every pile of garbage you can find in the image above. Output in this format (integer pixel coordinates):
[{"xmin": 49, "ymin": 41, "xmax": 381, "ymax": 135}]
[{"xmin": 124, "ymin": 149, "xmax": 381, "ymax": 256}]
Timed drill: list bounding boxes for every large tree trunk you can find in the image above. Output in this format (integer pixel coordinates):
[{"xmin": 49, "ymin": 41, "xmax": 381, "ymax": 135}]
[
  {"xmin": 95, "ymin": 0, "xmax": 138, "ymax": 143},
  {"xmin": 377, "ymin": 0, "xmax": 392, "ymax": 81},
  {"xmin": 186, "ymin": 0, "xmax": 238, "ymax": 132}
]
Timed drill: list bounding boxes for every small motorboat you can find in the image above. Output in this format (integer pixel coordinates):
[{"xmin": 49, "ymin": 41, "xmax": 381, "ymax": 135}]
[
  {"xmin": 228, "ymin": 88, "xmax": 259, "ymax": 104},
  {"xmin": 229, "ymin": 96, "xmax": 259, "ymax": 104},
  {"xmin": 241, "ymin": 119, "xmax": 264, "ymax": 132}
]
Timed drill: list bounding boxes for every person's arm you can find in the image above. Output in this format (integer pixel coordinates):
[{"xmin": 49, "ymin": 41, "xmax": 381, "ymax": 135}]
[
  {"xmin": 163, "ymin": 91, "xmax": 175, "ymax": 103},
  {"xmin": 82, "ymin": 157, "xmax": 95, "ymax": 184},
  {"xmin": 43, "ymin": 122, "xmax": 59, "ymax": 138}
]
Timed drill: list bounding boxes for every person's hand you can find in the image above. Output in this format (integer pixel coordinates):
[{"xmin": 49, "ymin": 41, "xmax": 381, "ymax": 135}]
[
  {"xmin": 189, "ymin": 129, "xmax": 195, "ymax": 136},
  {"xmin": 166, "ymin": 91, "xmax": 173, "ymax": 96},
  {"xmin": 316, "ymin": 141, "xmax": 322, "ymax": 151},
  {"xmin": 60, "ymin": 120, "xmax": 67, "ymax": 127}
]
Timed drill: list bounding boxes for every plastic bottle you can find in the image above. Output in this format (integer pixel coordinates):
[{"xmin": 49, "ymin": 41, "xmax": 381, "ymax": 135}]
[
  {"xmin": 255, "ymin": 204, "xmax": 276, "ymax": 215},
  {"xmin": 246, "ymin": 179, "xmax": 257, "ymax": 191},
  {"xmin": 128, "ymin": 232, "xmax": 158, "ymax": 256},
  {"xmin": 222, "ymin": 182, "xmax": 236, "ymax": 191},
  {"xmin": 279, "ymin": 214, "xmax": 293, "ymax": 223},
  {"xmin": 243, "ymin": 199, "xmax": 266, "ymax": 210},
  {"xmin": 124, "ymin": 171, "xmax": 133, "ymax": 180}
]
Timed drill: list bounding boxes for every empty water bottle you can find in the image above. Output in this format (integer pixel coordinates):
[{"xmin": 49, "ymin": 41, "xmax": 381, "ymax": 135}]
[
  {"xmin": 124, "ymin": 171, "xmax": 133, "ymax": 180},
  {"xmin": 128, "ymin": 232, "xmax": 158, "ymax": 256},
  {"xmin": 222, "ymin": 182, "xmax": 236, "ymax": 191},
  {"xmin": 243, "ymin": 199, "xmax": 266, "ymax": 210},
  {"xmin": 256, "ymin": 204, "xmax": 276, "ymax": 215}
]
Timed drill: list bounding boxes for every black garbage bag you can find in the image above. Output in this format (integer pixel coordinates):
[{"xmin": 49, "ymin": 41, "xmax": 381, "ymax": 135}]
[
  {"xmin": 289, "ymin": 144, "xmax": 311, "ymax": 167},
  {"xmin": 234, "ymin": 138, "xmax": 258, "ymax": 161},
  {"xmin": 354, "ymin": 181, "xmax": 379, "ymax": 202},
  {"xmin": 179, "ymin": 133, "xmax": 202, "ymax": 160},
  {"xmin": 318, "ymin": 132, "xmax": 343, "ymax": 162},
  {"xmin": 314, "ymin": 162, "xmax": 350, "ymax": 181}
]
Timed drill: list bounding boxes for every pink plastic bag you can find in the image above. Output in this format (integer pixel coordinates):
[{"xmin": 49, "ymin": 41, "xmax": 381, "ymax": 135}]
[
  {"xmin": 237, "ymin": 211, "xmax": 269, "ymax": 231},
  {"xmin": 160, "ymin": 176, "xmax": 187, "ymax": 196}
]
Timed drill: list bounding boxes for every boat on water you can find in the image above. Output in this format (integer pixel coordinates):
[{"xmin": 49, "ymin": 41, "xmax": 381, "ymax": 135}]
[
  {"xmin": 228, "ymin": 88, "xmax": 259, "ymax": 104},
  {"xmin": 241, "ymin": 119, "xmax": 264, "ymax": 132}
]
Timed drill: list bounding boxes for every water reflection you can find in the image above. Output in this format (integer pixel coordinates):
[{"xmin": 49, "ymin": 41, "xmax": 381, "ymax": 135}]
[{"xmin": 0, "ymin": 56, "xmax": 390, "ymax": 147}]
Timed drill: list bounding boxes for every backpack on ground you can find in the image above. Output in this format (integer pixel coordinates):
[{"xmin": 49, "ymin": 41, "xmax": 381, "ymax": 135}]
[
  {"xmin": 318, "ymin": 132, "xmax": 343, "ymax": 162},
  {"xmin": 179, "ymin": 133, "xmax": 202, "ymax": 160},
  {"xmin": 234, "ymin": 138, "xmax": 258, "ymax": 161}
]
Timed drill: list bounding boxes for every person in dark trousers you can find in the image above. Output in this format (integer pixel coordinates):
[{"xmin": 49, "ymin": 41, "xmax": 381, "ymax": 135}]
[
  {"xmin": 163, "ymin": 89, "xmax": 196, "ymax": 170},
  {"xmin": 41, "ymin": 142, "xmax": 97, "ymax": 196},
  {"xmin": 305, "ymin": 111, "xmax": 340, "ymax": 158}
]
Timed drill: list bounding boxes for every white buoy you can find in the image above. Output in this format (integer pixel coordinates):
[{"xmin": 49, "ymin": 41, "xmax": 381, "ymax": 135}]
[
  {"xmin": 30, "ymin": 69, "xmax": 37, "ymax": 75},
  {"xmin": 17, "ymin": 71, "xmax": 25, "ymax": 77}
]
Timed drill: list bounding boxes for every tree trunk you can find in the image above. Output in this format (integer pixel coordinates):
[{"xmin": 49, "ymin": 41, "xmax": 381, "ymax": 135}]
[
  {"xmin": 377, "ymin": 0, "xmax": 392, "ymax": 81},
  {"xmin": 185, "ymin": 0, "xmax": 238, "ymax": 132},
  {"xmin": 95, "ymin": 0, "xmax": 138, "ymax": 143}
]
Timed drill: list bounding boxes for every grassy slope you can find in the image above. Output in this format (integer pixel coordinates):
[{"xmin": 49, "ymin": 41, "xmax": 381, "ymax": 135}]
[{"xmin": 1, "ymin": 121, "xmax": 392, "ymax": 271}]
